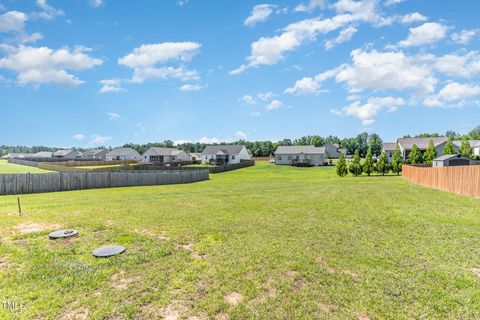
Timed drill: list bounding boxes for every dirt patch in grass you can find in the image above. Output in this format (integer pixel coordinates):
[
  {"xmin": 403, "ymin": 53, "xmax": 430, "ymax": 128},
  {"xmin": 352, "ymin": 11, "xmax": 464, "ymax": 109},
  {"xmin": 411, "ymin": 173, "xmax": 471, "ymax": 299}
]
[
  {"xmin": 470, "ymin": 268, "xmax": 480, "ymax": 278},
  {"xmin": 176, "ymin": 243, "xmax": 205, "ymax": 259},
  {"xmin": 342, "ymin": 269, "xmax": 359, "ymax": 278},
  {"xmin": 161, "ymin": 300, "xmax": 190, "ymax": 320},
  {"xmin": 58, "ymin": 308, "xmax": 89, "ymax": 320},
  {"xmin": 224, "ymin": 292, "xmax": 243, "ymax": 306},
  {"xmin": 316, "ymin": 256, "xmax": 335, "ymax": 273},
  {"xmin": 357, "ymin": 314, "xmax": 372, "ymax": 320},
  {"xmin": 135, "ymin": 228, "xmax": 170, "ymax": 240},
  {"xmin": 111, "ymin": 270, "xmax": 140, "ymax": 290},
  {"xmin": 14, "ymin": 222, "xmax": 61, "ymax": 234}
]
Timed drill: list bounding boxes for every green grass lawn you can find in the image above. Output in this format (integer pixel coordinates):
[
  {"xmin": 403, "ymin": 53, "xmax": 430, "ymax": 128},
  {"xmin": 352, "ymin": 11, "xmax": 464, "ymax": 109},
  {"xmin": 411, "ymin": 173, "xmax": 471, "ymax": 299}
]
[
  {"xmin": 1, "ymin": 163, "xmax": 480, "ymax": 319},
  {"xmin": 0, "ymin": 160, "xmax": 53, "ymax": 174}
]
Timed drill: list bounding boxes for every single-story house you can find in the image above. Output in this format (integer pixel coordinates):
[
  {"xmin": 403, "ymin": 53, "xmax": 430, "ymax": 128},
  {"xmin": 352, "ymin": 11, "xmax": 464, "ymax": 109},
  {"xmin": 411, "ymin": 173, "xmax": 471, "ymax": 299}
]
[
  {"xmin": 274, "ymin": 146, "xmax": 326, "ymax": 166},
  {"xmin": 7, "ymin": 153, "xmax": 34, "ymax": 159},
  {"xmin": 142, "ymin": 147, "xmax": 191, "ymax": 164},
  {"xmin": 189, "ymin": 153, "xmax": 202, "ymax": 161},
  {"xmin": 322, "ymin": 143, "xmax": 343, "ymax": 159},
  {"xmin": 201, "ymin": 145, "xmax": 251, "ymax": 165},
  {"xmin": 381, "ymin": 142, "xmax": 397, "ymax": 163},
  {"xmin": 106, "ymin": 148, "xmax": 142, "ymax": 161},
  {"xmin": 397, "ymin": 137, "xmax": 453, "ymax": 161},
  {"xmin": 53, "ymin": 149, "xmax": 81, "ymax": 159},
  {"xmin": 32, "ymin": 151, "xmax": 52, "ymax": 158},
  {"xmin": 453, "ymin": 140, "xmax": 480, "ymax": 157},
  {"xmin": 432, "ymin": 154, "xmax": 476, "ymax": 167},
  {"xmin": 82, "ymin": 149, "xmax": 109, "ymax": 160}
]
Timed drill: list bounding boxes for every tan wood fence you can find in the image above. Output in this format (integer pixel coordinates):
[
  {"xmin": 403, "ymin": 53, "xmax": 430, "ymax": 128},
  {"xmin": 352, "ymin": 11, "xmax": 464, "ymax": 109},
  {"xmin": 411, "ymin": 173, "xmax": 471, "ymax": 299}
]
[{"xmin": 402, "ymin": 164, "xmax": 480, "ymax": 198}]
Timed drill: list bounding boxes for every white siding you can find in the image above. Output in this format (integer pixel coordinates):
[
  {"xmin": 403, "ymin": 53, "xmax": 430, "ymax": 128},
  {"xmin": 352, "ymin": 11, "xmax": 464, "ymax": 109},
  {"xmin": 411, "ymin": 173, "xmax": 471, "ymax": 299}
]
[{"xmin": 274, "ymin": 153, "xmax": 325, "ymax": 166}]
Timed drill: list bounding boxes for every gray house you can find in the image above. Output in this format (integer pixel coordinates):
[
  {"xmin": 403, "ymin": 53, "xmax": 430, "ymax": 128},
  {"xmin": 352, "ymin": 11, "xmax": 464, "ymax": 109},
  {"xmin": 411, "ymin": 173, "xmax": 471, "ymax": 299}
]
[
  {"xmin": 274, "ymin": 146, "xmax": 326, "ymax": 166},
  {"xmin": 397, "ymin": 137, "xmax": 452, "ymax": 161},
  {"xmin": 433, "ymin": 154, "xmax": 475, "ymax": 167},
  {"xmin": 453, "ymin": 140, "xmax": 480, "ymax": 157},
  {"xmin": 322, "ymin": 143, "xmax": 342, "ymax": 159},
  {"xmin": 53, "ymin": 149, "xmax": 81, "ymax": 159},
  {"xmin": 141, "ymin": 147, "xmax": 191, "ymax": 164},
  {"xmin": 82, "ymin": 149, "xmax": 109, "ymax": 160},
  {"xmin": 381, "ymin": 142, "xmax": 397, "ymax": 163},
  {"xmin": 106, "ymin": 148, "xmax": 142, "ymax": 161}
]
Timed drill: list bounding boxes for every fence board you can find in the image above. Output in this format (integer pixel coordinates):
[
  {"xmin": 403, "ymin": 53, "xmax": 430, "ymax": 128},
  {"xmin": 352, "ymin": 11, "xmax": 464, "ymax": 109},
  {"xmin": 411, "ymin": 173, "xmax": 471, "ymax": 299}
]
[
  {"xmin": 0, "ymin": 170, "xmax": 209, "ymax": 195},
  {"xmin": 402, "ymin": 165, "xmax": 480, "ymax": 198}
]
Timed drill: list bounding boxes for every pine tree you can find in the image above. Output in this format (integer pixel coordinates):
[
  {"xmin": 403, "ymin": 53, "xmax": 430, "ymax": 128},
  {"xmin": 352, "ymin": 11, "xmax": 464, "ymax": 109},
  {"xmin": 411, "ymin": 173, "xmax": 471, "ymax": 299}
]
[
  {"xmin": 336, "ymin": 152, "xmax": 348, "ymax": 177},
  {"xmin": 442, "ymin": 139, "xmax": 455, "ymax": 155},
  {"xmin": 459, "ymin": 137, "xmax": 473, "ymax": 158},
  {"xmin": 376, "ymin": 151, "xmax": 390, "ymax": 175},
  {"xmin": 391, "ymin": 145, "xmax": 403, "ymax": 175},
  {"xmin": 408, "ymin": 144, "xmax": 423, "ymax": 164},
  {"xmin": 348, "ymin": 149, "xmax": 363, "ymax": 177},
  {"xmin": 363, "ymin": 147, "xmax": 374, "ymax": 176},
  {"xmin": 423, "ymin": 139, "xmax": 437, "ymax": 165}
]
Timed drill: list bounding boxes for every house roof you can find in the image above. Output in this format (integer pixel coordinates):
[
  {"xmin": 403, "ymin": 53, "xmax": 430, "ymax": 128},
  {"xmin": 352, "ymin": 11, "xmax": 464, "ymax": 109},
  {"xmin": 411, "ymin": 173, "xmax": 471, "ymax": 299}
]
[
  {"xmin": 274, "ymin": 146, "xmax": 326, "ymax": 155},
  {"xmin": 453, "ymin": 140, "xmax": 480, "ymax": 148},
  {"xmin": 33, "ymin": 151, "xmax": 52, "ymax": 158},
  {"xmin": 201, "ymin": 145, "xmax": 245, "ymax": 156},
  {"xmin": 83, "ymin": 149, "xmax": 108, "ymax": 156},
  {"xmin": 146, "ymin": 147, "xmax": 184, "ymax": 156},
  {"xmin": 397, "ymin": 137, "xmax": 447, "ymax": 149},
  {"xmin": 106, "ymin": 148, "xmax": 140, "ymax": 156},
  {"xmin": 53, "ymin": 149, "xmax": 76, "ymax": 156},
  {"xmin": 433, "ymin": 154, "xmax": 469, "ymax": 161},
  {"xmin": 382, "ymin": 142, "xmax": 397, "ymax": 151}
]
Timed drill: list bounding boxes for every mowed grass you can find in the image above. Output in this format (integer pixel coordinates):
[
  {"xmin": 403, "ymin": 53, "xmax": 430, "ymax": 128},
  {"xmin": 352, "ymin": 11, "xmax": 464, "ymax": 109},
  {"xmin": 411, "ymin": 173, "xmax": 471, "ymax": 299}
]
[
  {"xmin": 0, "ymin": 163, "xmax": 480, "ymax": 319},
  {"xmin": 0, "ymin": 160, "xmax": 53, "ymax": 174}
]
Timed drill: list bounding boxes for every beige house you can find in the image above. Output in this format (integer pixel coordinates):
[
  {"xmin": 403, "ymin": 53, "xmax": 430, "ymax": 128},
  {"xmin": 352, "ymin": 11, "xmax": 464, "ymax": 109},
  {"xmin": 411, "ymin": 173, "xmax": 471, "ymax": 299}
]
[
  {"xmin": 274, "ymin": 146, "xmax": 326, "ymax": 166},
  {"xmin": 142, "ymin": 147, "xmax": 191, "ymax": 164},
  {"xmin": 397, "ymin": 137, "xmax": 453, "ymax": 161},
  {"xmin": 106, "ymin": 148, "xmax": 142, "ymax": 161}
]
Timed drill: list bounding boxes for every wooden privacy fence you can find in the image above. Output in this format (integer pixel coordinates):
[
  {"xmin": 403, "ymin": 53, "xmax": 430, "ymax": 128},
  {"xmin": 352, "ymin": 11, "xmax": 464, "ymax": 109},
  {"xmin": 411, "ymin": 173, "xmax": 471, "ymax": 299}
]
[
  {"xmin": 0, "ymin": 170, "xmax": 209, "ymax": 195},
  {"xmin": 208, "ymin": 160, "xmax": 255, "ymax": 173},
  {"xmin": 402, "ymin": 164, "xmax": 480, "ymax": 198}
]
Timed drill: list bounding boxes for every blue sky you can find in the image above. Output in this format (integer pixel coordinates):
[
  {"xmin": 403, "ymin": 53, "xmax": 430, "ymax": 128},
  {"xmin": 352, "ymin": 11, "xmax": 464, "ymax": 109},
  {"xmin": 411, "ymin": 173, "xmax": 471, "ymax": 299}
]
[{"xmin": 0, "ymin": 0, "xmax": 479, "ymax": 147}]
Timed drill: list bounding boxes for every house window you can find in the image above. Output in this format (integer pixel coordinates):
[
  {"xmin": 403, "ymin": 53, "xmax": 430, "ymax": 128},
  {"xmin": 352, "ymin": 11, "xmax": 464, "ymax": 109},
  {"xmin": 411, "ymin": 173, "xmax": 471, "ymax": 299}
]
[
  {"xmin": 145, "ymin": 156, "xmax": 147, "ymax": 159},
  {"xmin": 288, "ymin": 156, "xmax": 292, "ymax": 160},
  {"xmin": 277, "ymin": 156, "xmax": 282, "ymax": 160},
  {"xmin": 232, "ymin": 155, "xmax": 235, "ymax": 160},
  {"xmin": 171, "ymin": 156, "xmax": 176, "ymax": 161}
]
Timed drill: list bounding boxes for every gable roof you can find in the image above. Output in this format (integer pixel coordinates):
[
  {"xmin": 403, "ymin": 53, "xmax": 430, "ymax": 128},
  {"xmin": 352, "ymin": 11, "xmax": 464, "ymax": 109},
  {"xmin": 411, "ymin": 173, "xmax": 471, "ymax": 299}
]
[
  {"xmin": 106, "ymin": 148, "xmax": 140, "ymax": 156},
  {"xmin": 382, "ymin": 142, "xmax": 397, "ymax": 151},
  {"xmin": 453, "ymin": 140, "xmax": 480, "ymax": 148},
  {"xmin": 33, "ymin": 151, "xmax": 52, "ymax": 158},
  {"xmin": 397, "ymin": 137, "xmax": 447, "ymax": 149},
  {"xmin": 53, "ymin": 149, "xmax": 76, "ymax": 156},
  {"xmin": 201, "ymin": 145, "xmax": 245, "ymax": 156},
  {"xmin": 274, "ymin": 146, "xmax": 326, "ymax": 155},
  {"xmin": 83, "ymin": 149, "xmax": 108, "ymax": 156},
  {"xmin": 146, "ymin": 147, "xmax": 184, "ymax": 156}
]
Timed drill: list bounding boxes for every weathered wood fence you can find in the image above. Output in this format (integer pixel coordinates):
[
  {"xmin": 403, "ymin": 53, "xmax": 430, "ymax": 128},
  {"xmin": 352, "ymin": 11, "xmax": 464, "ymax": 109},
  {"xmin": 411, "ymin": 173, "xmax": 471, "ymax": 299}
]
[
  {"xmin": 402, "ymin": 164, "xmax": 480, "ymax": 198},
  {"xmin": 0, "ymin": 170, "xmax": 209, "ymax": 195},
  {"xmin": 208, "ymin": 160, "xmax": 255, "ymax": 173}
]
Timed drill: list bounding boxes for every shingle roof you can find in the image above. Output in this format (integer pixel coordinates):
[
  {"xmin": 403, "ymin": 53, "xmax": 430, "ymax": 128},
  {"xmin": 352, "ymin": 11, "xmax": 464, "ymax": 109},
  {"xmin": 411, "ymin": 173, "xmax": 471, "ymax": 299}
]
[
  {"xmin": 33, "ymin": 151, "xmax": 52, "ymax": 158},
  {"xmin": 106, "ymin": 148, "xmax": 140, "ymax": 156},
  {"xmin": 453, "ymin": 140, "xmax": 480, "ymax": 148},
  {"xmin": 201, "ymin": 145, "xmax": 245, "ymax": 155},
  {"xmin": 83, "ymin": 149, "xmax": 108, "ymax": 156},
  {"xmin": 147, "ymin": 147, "xmax": 184, "ymax": 156},
  {"xmin": 382, "ymin": 142, "xmax": 397, "ymax": 151},
  {"xmin": 433, "ymin": 154, "xmax": 467, "ymax": 161},
  {"xmin": 274, "ymin": 146, "xmax": 326, "ymax": 155},
  {"xmin": 397, "ymin": 137, "xmax": 447, "ymax": 149},
  {"xmin": 53, "ymin": 149, "xmax": 75, "ymax": 156}
]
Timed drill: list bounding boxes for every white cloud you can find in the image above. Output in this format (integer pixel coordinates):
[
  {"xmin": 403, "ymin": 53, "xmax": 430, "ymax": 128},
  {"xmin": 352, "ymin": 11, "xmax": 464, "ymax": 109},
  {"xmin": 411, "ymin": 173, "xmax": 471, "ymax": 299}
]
[
  {"xmin": 397, "ymin": 22, "xmax": 447, "ymax": 47},
  {"xmin": 294, "ymin": 0, "xmax": 325, "ymax": 12},
  {"xmin": 257, "ymin": 91, "xmax": 276, "ymax": 101},
  {"xmin": 285, "ymin": 68, "xmax": 339, "ymax": 95},
  {"xmin": 73, "ymin": 133, "xmax": 85, "ymax": 141},
  {"xmin": 89, "ymin": 134, "xmax": 112, "ymax": 145},
  {"xmin": 107, "ymin": 112, "xmax": 120, "ymax": 120},
  {"xmin": 235, "ymin": 131, "xmax": 247, "ymax": 139},
  {"xmin": 424, "ymin": 82, "xmax": 480, "ymax": 107},
  {"xmin": 33, "ymin": 0, "xmax": 64, "ymax": 21},
  {"xmin": 451, "ymin": 29, "xmax": 477, "ymax": 44},
  {"xmin": 119, "ymin": 42, "xmax": 201, "ymax": 83},
  {"xmin": 244, "ymin": 4, "xmax": 276, "ymax": 27},
  {"xmin": 198, "ymin": 137, "xmax": 221, "ymax": 144},
  {"xmin": 0, "ymin": 45, "xmax": 103, "ymax": 86},
  {"xmin": 266, "ymin": 99, "xmax": 283, "ymax": 111},
  {"xmin": 324, "ymin": 26, "xmax": 358, "ymax": 49},
  {"xmin": 335, "ymin": 49, "xmax": 437, "ymax": 94},
  {"xmin": 173, "ymin": 139, "xmax": 191, "ymax": 145},
  {"xmin": 429, "ymin": 51, "xmax": 480, "ymax": 78},
  {"xmin": 339, "ymin": 96, "xmax": 405, "ymax": 125},
  {"xmin": 180, "ymin": 83, "xmax": 202, "ymax": 91},
  {"xmin": 89, "ymin": 0, "xmax": 103, "ymax": 8},
  {"xmin": 384, "ymin": 0, "xmax": 404, "ymax": 6},
  {"xmin": 232, "ymin": 0, "xmax": 389, "ymax": 74},
  {"xmin": 241, "ymin": 94, "xmax": 256, "ymax": 105},
  {"xmin": 400, "ymin": 12, "xmax": 427, "ymax": 25},
  {"xmin": 0, "ymin": 11, "xmax": 27, "ymax": 32},
  {"xmin": 177, "ymin": 0, "xmax": 189, "ymax": 6},
  {"xmin": 99, "ymin": 79, "xmax": 125, "ymax": 93}
]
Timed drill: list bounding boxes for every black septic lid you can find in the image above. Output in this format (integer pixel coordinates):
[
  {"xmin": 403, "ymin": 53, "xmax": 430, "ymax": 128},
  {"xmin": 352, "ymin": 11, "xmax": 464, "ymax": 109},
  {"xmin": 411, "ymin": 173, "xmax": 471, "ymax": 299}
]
[
  {"xmin": 92, "ymin": 245, "xmax": 126, "ymax": 258},
  {"xmin": 49, "ymin": 229, "xmax": 79, "ymax": 239}
]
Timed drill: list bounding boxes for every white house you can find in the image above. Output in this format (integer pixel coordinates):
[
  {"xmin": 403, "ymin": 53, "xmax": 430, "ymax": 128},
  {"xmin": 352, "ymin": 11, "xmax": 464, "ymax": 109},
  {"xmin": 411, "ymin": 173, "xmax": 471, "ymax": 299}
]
[
  {"xmin": 274, "ymin": 146, "xmax": 326, "ymax": 166},
  {"xmin": 53, "ymin": 149, "xmax": 81, "ymax": 159},
  {"xmin": 381, "ymin": 142, "xmax": 397, "ymax": 163},
  {"xmin": 201, "ymin": 145, "xmax": 251, "ymax": 165},
  {"xmin": 453, "ymin": 140, "xmax": 480, "ymax": 157},
  {"xmin": 142, "ymin": 147, "xmax": 191, "ymax": 164},
  {"xmin": 106, "ymin": 148, "xmax": 142, "ymax": 161},
  {"xmin": 322, "ymin": 143, "xmax": 342, "ymax": 159}
]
